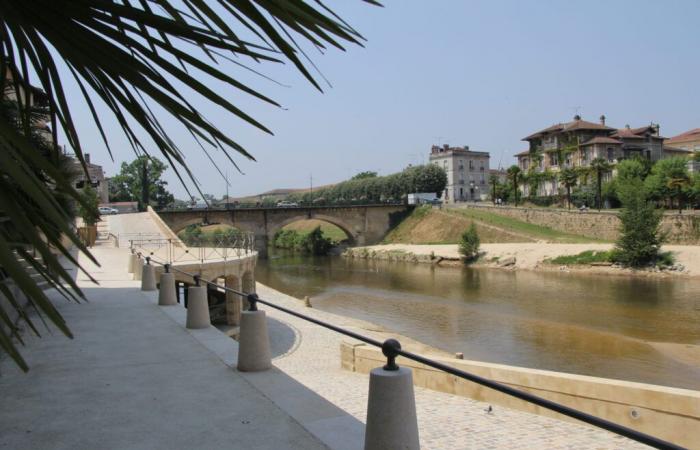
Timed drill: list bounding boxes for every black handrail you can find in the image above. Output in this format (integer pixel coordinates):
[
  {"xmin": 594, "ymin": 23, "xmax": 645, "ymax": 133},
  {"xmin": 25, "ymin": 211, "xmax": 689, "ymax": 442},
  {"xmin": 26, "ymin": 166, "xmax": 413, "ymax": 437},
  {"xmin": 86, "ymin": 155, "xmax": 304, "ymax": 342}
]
[{"xmin": 141, "ymin": 254, "xmax": 683, "ymax": 450}]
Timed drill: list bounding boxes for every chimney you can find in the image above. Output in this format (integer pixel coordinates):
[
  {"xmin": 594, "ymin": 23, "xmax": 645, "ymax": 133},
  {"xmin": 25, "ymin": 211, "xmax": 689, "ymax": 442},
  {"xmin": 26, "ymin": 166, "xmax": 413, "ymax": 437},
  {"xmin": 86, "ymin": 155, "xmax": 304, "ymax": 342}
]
[
  {"xmin": 625, "ymin": 124, "xmax": 630, "ymax": 130},
  {"xmin": 573, "ymin": 114, "xmax": 581, "ymax": 121},
  {"xmin": 85, "ymin": 153, "xmax": 91, "ymax": 164},
  {"xmin": 464, "ymin": 145, "xmax": 469, "ymax": 151},
  {"xmin": 443, "ymin": 144, "xmax": 449, "ymax": 151},
  {"xmin": 600, "ymin": 115, "xmax": 606, "ymax": 126}
]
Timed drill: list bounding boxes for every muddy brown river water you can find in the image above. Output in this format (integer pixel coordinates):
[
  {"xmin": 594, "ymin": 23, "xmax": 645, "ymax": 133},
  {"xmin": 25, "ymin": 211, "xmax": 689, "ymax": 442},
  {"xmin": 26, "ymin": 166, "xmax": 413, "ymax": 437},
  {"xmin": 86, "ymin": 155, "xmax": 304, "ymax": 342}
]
[{"xmin": 256, "ymin": 252, "xmax": 700, "ymax": 390}]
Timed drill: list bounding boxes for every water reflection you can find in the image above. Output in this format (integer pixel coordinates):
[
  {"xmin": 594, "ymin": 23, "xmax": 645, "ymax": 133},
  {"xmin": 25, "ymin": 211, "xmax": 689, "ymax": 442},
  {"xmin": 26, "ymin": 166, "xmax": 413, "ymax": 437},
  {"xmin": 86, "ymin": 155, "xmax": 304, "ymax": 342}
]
[{"xmin": 257, "ymin": 251, "xmax": 700, "ymax": 389}]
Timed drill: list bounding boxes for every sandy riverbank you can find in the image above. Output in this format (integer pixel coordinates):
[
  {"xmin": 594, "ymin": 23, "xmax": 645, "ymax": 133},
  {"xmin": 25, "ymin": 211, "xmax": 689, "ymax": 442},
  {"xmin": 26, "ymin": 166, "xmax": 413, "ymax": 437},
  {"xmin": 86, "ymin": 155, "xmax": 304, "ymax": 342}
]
[{"xmin": 344, "ymin": 243, "xmax": 700, "ymax": 278}]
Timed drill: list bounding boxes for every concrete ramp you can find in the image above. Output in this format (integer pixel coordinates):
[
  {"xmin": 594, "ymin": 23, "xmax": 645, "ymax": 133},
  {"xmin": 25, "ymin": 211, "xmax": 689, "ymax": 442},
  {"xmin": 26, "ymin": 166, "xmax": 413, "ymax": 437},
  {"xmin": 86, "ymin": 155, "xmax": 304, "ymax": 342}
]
[{"xmin": 106, "ymin": 211, "xmax": 170, "ymax": 247}]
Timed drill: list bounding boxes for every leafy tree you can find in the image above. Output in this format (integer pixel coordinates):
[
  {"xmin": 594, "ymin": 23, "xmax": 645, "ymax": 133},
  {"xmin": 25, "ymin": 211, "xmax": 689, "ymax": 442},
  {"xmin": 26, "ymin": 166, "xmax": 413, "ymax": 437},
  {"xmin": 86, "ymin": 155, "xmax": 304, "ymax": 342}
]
[
  {"xmin": 644, "ymin": 157, "xmax": 691, "ymax": 210},
  {"xmin": 109, "ymin": 156, "xmax": 174, "ymax": 211},
  {"xmin": 78, "ymin": 186, "xmax": 101, "ymax": 226},
  {"xmin": 459, "ymin": 223, "xmax": 480, "ymax": 262},
  {"xmin": 590, "ymin": 157, "xmax": 611, "ymax": 210},
  {"xmin": 0, "ymin": 1, "xmax": 375, "ymax": 370},
  {"xmin": 613, "ymin": 177, "xmax": 665, "ymax": 267},
  {"xmin": 667, "ymin": 176, "xmax": 691, "ymax": 214},
  {"xmin": 560, "ymin": 167, "xmax": 578, "ymax": 210},
  {"xmin": 489, "ymin": 174, "xmax": 499, "ymax": 204},
  {"xmin": 506, "ymin": 165, "xmax": 522, "ymax": 206},
  {"xmin": 351, "ymin": 171, "xmax": 378, "ymax": 180}
]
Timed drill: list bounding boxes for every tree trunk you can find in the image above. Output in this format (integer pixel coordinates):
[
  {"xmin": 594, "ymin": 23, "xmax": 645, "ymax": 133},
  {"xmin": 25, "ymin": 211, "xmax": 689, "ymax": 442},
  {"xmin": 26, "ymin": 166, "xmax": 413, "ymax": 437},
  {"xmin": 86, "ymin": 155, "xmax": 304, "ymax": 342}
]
[
  {"xmin": 567, "ymin": 186, "xmax": 571, "ymax": 210},
  {"xmin": 597, "ymin": 170, "xmax": 602, "ymax": 211}
]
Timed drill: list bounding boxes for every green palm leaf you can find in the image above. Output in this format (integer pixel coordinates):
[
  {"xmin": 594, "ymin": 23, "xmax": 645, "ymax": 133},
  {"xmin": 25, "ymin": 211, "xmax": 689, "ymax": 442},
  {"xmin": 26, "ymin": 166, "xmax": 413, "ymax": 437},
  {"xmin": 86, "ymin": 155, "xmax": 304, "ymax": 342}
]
[{"xmin": 0, "ymin": 0, "xmax": 379, "ymax": 371}]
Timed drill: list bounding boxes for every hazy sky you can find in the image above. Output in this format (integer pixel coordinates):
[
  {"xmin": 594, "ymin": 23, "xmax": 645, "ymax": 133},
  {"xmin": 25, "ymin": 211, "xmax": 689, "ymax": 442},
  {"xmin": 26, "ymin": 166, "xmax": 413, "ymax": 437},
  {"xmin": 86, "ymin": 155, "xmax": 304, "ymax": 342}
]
[{"xmin": 65, "ymin": 0, "xmax": 700, "ymax": 199}]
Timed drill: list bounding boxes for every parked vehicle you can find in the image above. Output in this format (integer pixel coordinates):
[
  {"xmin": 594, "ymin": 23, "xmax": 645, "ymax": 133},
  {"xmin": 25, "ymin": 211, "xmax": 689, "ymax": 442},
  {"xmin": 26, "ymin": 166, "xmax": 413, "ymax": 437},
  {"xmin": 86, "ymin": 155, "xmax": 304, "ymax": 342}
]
[
  {"xmin": 407, "ymin": 193, "xmax": 440, "ymax": 205},
  {"xmin": 98, "ymin": 206, "xmax": 118, "ymax": 215},
  {"xmin": 276, "ymin": 201, "xmax": 298, "ymax": 207}
]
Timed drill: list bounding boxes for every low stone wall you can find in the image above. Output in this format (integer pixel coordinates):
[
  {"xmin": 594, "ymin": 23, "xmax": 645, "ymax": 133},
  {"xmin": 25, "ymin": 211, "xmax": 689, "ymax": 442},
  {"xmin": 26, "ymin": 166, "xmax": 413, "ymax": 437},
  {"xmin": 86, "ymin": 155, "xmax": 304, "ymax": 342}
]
[
  {"xmin": 458, "ymin": 204, "xmax": 700, "ymax": 244},
  {"xmin": 341, "ymin": 342, "xmax": 700, "ymax": 449},
  {"xmin": 146, "ymin": 206, "xmax": 182, "ymax": 243}
]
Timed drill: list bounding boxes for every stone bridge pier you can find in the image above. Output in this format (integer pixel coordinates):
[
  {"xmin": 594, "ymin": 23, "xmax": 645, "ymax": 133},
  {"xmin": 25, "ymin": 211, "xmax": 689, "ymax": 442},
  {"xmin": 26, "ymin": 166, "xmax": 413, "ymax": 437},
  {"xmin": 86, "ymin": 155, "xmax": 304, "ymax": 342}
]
[{"xmin": 156, "ymin": 204, "xmax": 412, "ymax": 256}]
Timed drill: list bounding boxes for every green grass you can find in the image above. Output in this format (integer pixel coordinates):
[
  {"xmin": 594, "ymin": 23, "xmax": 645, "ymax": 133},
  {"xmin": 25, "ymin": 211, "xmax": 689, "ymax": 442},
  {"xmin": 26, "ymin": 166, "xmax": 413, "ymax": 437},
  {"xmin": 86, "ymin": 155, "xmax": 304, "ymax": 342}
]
[
  {"xmin": 282, "ymin": 220, "xmax": 348, "ymax": 243},
  {"xmin": 547, "ymin": 250, "xmax": 613, "ymax": 265},
  {"xmin": 447, "ymin": 208, "xmax": 605, "ymax": 243}
]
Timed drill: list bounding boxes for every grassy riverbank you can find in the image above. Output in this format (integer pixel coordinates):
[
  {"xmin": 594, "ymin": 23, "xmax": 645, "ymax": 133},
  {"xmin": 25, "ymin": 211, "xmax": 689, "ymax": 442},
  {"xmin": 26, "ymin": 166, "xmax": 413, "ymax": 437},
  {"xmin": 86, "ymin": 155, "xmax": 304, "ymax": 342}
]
[{"xmin": 383, "ymin": 206, "xmax": 601, "ymax": 245}]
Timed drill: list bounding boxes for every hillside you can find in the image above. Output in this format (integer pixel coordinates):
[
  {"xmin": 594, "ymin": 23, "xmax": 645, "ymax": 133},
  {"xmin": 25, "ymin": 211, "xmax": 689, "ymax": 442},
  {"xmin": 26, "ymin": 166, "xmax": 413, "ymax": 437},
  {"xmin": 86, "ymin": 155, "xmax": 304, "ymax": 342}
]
[{"xmin": 382, "ymin": 206, "xmax": 601, "ymax": 244}]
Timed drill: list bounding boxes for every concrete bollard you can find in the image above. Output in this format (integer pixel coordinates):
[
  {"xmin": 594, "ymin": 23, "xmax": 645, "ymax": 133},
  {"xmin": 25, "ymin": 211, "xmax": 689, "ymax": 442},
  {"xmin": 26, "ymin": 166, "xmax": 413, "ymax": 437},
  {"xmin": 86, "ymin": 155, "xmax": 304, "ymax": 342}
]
[
  {"xmin": 127, "ymin": 250, "xmax": 135, "ymax": 273},
  {"xmin": 304, "ymin": 296, "xmax": 312, "ymax": 307},
  {"xmin": 186, "ymin": 277, "xmax": 210, "ymax": 329},
  {"xmin": 237, "ymin": 294, "xmax": 272, "ymax": 372},
  {"xmin": 134, "ymin": 256, "xmax": 142, "ymax": 280},
  {"xmin": 141, "ymin": 257, "xmax": 156, "ymax": 291},
  {"xmin": 158, "ymin": 265, "xmax": 177, "ymax": 306},
  {"xmin": 364, "ymin": 339, "xmax": 419, "ymax": 450}
]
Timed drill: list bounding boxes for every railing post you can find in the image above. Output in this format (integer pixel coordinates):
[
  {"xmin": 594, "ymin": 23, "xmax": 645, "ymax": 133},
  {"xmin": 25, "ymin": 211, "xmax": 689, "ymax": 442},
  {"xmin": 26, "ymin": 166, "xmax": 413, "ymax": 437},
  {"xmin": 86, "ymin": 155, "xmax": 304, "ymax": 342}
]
[
  {"xmin": 185, "ymin": 275, "xmax": 210, "ymax": 329},
  {"xmin": 158, "ymin": 264, "xmax": 177, "ymax": 306},
  {"xmin": 364, "ymin": 339, "xmax": 419, "ymax": 450},
  {"xmin": 141, "ymin": 256, "xmax": 157, "ymax": 291},
  {"xmin": 237, "ymin": 293, "xmax": 271, "ymax": 372}
]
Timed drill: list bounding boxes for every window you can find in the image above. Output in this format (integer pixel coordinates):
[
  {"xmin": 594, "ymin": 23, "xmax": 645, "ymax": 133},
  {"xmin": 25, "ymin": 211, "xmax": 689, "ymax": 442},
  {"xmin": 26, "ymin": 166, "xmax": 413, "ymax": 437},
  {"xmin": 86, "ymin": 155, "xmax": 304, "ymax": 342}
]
[
  {"xmin": 646, "ymin": 150, "xmax": 651, "ymax": 160},
  {"xmin": 550, "ymin": 153, "xmax": 559, "ymax": 166},
  {"xmin": 607, "ymin": 148, "xmax": 614, "ymax": 162},
  {"xmin": 469, "ymin": 160, "xmax": 474, "ymax": 170}
]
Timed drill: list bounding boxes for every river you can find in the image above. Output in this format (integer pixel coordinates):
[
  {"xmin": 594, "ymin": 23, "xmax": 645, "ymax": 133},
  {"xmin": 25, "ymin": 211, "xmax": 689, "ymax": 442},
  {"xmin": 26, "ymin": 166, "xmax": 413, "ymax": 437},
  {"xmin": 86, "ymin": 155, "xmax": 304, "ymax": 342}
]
[{"xmin": 256, "ymin": 251, "xmax": 700, "ymax": 390}]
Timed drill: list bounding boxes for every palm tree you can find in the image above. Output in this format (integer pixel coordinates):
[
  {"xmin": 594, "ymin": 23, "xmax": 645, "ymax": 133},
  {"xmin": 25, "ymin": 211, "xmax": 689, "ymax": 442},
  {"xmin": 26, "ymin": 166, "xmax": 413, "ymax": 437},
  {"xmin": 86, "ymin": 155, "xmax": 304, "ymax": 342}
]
[
  {"xmin": 507, "ymin": 165, "xmax": 521, "ymax": 206},
  {"xmin": 667, "ymin": 176, "xmax": 690, "ymax": 214},
  {"xmin": 590, "ymin": 158, "xmax": 611, "ymax": 211},
  {"xmin": 489, "ymin": 174, "xmax": 499, "ymax": 205},
  {"xmin": 0, "ymin": 1, "xmax": 378, "ymax": 371},
  {"xmin": 560, "ymin": 167, "xmax": 578, "ymax": 210}
]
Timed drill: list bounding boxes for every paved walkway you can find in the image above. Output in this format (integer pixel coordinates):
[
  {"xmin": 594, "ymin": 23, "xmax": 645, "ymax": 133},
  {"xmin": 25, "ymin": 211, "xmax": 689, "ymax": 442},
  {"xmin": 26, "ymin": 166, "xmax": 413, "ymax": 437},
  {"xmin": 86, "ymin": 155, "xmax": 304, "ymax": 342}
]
[
  {"xmin": 1, "ymin": 247, "xmax": 648, "ymax": 449},
  {"xmin": 0, "ymin": 248, "xmax": 328, "ymax": 450}
]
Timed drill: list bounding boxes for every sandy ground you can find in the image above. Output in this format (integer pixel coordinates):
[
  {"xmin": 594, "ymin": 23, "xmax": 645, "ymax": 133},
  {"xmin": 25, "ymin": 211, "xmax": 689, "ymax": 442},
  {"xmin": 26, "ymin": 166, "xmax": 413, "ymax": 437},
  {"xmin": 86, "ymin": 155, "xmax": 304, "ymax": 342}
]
[{"xmin": 352, "ymin": 243, "xmax": 700, "ymax": 277}]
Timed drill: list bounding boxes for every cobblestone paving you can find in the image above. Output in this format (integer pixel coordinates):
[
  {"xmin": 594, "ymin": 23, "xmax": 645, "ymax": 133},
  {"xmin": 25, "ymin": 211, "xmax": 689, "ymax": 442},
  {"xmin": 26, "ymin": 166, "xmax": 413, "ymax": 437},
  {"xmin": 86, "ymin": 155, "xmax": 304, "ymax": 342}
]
[{"xmin": 257, "ymin": 283, "xmax": 649, "ymax": 450}]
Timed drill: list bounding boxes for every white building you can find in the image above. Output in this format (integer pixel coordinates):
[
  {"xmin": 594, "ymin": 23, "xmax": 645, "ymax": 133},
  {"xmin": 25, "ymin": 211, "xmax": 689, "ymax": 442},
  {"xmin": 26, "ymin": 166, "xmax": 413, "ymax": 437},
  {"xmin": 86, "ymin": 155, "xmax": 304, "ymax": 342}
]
[{"xmin": 429, "ymin": 145, "xmax": 490, "ymax": 202}]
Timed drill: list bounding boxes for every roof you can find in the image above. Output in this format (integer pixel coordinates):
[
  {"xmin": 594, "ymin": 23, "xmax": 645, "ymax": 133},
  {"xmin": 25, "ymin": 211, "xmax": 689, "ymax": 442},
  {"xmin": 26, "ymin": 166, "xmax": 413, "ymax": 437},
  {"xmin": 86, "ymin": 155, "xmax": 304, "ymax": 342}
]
[
  {"xmin": 666, "ymin": 128, "xmax": 700, "ymax": 144},
  {"xmin": 610, "ymin": 126, "xmax": 663, "ymax": 139},
  {"xmin": 581, "ymin": 137, "xmax": 622, "ymax": 146},
  {"xmin": 523, "ymin": 116, "xmax": 615, "ymax": 140},
  {"xmin": 514, "ymin": 150, "xmax": 530, "ymax": 157}
]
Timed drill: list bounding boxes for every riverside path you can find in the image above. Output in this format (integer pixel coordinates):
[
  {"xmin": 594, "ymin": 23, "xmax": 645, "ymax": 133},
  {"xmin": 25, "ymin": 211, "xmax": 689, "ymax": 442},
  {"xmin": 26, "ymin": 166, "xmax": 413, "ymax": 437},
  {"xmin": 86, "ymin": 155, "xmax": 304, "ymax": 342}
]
[{"xmin": 0, "ymin": 247, "xmax": 647, "ymax": 449}]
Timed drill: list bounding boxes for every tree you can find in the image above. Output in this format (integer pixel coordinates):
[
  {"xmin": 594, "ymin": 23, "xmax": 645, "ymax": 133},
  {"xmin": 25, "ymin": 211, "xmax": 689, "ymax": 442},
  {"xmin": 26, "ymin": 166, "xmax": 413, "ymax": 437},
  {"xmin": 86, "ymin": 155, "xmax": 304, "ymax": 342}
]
[
  {"xmin": 590, "ymin": 158, "xmax": 611, "ymax": 211},
  {"xmin": 667, "ymin": 177, "xmax": 690, "ymax": 214},
  {"xmin": 613, "ymin": 177, "xmax": 664, "ymax": 267},
  {"xmin": 0, "ymin": 1, "xmax": 376, "ymax": 370},
  {"xmin": 644, "ymin": 157, "xmax": 691, "ymax": 210},
  {"xmin": 78, "ymin": 186, "xmax": 101, "ymax": 227},
  {"xmin": 560, "ymin": 168, "xmax": 578, "ymax": 210},
  {"xmin": 459, "ymin": 223, "xmax": 480, "ymax": 262},
  {"xmin": 351, "ymin": 171, "xmax": 378, "ymax": 180},
  {"xmin": 507, "ymin": 165, "xmax": 522, "ymax": 206},
  {"xmin": 109, "ymin": 156, "xmax": 174, "ymax": 211},
  {"xmin": 489, "ymin": 174, "xmax": 499, "ymax": 205}
]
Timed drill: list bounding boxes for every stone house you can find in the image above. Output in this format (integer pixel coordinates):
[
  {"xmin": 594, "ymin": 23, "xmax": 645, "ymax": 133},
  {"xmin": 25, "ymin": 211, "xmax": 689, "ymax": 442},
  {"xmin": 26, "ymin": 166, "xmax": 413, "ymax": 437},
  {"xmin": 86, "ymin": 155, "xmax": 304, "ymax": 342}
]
[
  {"xmin": 72, "ymin": 153, "xmax": 109, "ymax": 204},
  {"xmin": 429, "ymin": 144, "xmax": 490, "ymax": 202},
  {"xmin": 516, "ymin": 115, "xmax": 690, "ymax": 197}
]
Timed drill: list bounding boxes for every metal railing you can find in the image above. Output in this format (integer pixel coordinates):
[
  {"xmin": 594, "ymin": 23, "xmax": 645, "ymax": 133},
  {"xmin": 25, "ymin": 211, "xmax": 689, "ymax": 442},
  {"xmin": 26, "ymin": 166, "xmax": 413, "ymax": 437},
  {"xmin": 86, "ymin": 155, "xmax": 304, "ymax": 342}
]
[
  {"xmin": 130, "ymin": 233, "xmax": 256, "ymax": 266},
  {"xmin": 135, "ymin": 253, "xmax": 682, "ymax": 450}
]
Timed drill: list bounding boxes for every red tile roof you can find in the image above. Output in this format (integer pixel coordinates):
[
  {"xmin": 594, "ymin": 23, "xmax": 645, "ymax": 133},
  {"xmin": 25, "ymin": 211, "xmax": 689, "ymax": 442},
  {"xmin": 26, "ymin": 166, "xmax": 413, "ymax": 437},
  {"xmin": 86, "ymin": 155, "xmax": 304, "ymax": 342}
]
[
  {"xmin": 523, "ymin": 117, "xmax": 614, "ymax": 140},
  {"xmin": 514, "ymin": 150, "xmax": 530, "ymax": 157},
  {"xmin": 663, "ymin": 146, "xmax": 693, "ymax": 154},
  {"xmin": 666, "ymin": 128, "xmax": 700, "ymax": 144}
]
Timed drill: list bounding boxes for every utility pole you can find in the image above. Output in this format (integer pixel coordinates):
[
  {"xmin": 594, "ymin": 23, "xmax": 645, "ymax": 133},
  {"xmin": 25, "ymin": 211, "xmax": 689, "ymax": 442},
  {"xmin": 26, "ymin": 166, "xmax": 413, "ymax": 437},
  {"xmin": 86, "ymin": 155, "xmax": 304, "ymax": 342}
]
[{"xmin": 310, "ymin": 173, "xmax": 313, "ymax": 197}]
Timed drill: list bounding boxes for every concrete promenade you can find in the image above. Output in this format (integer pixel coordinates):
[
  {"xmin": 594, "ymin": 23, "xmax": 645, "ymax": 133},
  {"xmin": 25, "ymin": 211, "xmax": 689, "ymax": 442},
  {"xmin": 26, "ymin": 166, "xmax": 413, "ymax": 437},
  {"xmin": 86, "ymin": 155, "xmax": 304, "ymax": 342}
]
[{"xmin": 1, "ymin": 246, "xmax": 647, "ymax": 449}]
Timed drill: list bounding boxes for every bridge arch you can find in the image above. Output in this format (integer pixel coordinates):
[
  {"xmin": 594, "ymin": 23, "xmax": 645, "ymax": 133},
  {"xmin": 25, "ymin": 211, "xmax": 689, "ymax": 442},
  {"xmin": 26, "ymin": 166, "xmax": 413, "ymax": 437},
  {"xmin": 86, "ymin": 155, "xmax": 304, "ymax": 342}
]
[
  {"xmin": 169, "ymin": 216, "xmax": 255, "ymax": 236},
  {"xmin": 270, "ymin": 214, "xmax": 356, "ymax": 244}
]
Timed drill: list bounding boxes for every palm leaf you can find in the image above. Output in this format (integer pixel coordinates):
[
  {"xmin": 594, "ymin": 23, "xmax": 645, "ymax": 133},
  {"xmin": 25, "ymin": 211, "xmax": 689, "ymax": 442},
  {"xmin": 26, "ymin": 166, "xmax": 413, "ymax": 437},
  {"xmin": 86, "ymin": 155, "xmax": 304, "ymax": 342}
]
[{"xmin": 0, "ymin": 0, "xmax": 378, "ymax": 370}]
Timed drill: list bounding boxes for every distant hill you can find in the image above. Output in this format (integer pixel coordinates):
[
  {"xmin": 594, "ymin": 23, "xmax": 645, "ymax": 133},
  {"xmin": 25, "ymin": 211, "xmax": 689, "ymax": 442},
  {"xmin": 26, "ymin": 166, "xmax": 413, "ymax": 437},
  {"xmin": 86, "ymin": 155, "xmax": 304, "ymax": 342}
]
[{"xmin": 221, "ymin": 184, "xmax": 335, "ymax": 204}]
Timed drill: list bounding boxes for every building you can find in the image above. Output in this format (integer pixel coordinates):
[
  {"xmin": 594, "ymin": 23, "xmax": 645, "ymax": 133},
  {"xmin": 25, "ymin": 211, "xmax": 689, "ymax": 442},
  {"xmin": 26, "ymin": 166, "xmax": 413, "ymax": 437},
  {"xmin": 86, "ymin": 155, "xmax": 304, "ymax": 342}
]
[
  {"xmin": 73, "ymin": 153, "xmax": 109, "ymax": 204},
  {"xmin": 665, "ymin": 128, "xmax": 700, "ymax": 152},
  {"xmin": 429, "ymin": 144, "xmax": 490, "ymax": 202},
  {"xmin": 516, "ymin": 115, "xmax": 691, "ymax": 196}
]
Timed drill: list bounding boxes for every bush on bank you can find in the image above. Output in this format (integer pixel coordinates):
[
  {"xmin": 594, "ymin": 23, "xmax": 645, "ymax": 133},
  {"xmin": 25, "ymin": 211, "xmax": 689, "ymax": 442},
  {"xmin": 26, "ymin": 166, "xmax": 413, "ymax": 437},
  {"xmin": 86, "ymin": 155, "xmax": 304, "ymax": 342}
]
[{"xmin": 273, "ymin": 226, "xmax": 333, "ymax": 255}]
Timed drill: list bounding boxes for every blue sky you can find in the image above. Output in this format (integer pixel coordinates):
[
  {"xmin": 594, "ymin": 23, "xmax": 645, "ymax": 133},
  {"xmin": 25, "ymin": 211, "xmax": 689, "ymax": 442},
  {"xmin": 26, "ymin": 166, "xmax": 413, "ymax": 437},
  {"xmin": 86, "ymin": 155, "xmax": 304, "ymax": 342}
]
[{"xmin": 68, "ymin": 0, "xmax": 700, "ymax": 199}]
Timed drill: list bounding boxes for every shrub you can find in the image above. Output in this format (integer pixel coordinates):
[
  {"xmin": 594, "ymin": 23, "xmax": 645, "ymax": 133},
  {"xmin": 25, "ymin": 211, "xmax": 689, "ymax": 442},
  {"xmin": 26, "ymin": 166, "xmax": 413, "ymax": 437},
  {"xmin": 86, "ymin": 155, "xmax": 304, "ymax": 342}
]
[
  {"xmin": 612, "ymin": 178, "xmax": 664, "ymax": 267},
  {"xmin": 459, "ymin": 223, "xmax": 480, "ymax": 262},
  {"xmin": 78, "ymin": 186, "xmax": 100, "ymax": 226}
]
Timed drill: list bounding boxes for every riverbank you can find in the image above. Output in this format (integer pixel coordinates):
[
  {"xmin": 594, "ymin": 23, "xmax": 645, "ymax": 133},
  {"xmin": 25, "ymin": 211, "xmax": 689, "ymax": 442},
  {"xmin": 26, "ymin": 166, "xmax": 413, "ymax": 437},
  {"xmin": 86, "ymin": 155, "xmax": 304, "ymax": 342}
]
[{"xmin": 343, "ymin": 243, "xmax": 700, "ymax": 278}]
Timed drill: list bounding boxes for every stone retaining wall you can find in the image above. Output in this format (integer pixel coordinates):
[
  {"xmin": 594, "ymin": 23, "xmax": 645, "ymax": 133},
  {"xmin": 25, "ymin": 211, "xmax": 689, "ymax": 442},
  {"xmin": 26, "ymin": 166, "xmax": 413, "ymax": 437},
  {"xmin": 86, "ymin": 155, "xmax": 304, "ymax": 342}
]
[
  {"xmin": 458, "ymin": 204, "xmax": 700, "ymax": 244},
  {"xmin": 341, "ymin": 342, "xmax": 700, "ymax": 449}
]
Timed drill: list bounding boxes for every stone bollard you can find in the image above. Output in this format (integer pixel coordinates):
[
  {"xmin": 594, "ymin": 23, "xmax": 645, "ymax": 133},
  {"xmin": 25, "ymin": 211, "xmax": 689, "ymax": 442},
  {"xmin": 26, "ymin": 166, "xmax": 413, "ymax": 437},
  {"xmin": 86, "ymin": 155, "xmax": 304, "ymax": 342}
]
[
  {"xmin": 364, "ymin": 339, "xmax": 419, "ymax": 450},
  {"xmin": 134, "ymin": 255, "xmax": 142, "ymax": 280},
  {"xmin": 186, "ymin": 276, "xmax": 210, "ymax": 329},
  {"xmin": 304, "ymin": 296, "xmax": 312, "ymax": 307},
  {"xmin": 141, "ymin": 257, "xmax": 156, "ymax": 291},
  {"xmin": 455, "ymin": 352, "xmax": 464, "ymax": 360},
  {"xmin": 158, "ymin": 265, "xmax": 177, "ymax": 306},
  {"xmin": 237, "ymin": 294, "xmax": 272, "ymax": 372},
  {"xmin": 127, "ymin": 250, "xmax": 135, "ymax": 273}
]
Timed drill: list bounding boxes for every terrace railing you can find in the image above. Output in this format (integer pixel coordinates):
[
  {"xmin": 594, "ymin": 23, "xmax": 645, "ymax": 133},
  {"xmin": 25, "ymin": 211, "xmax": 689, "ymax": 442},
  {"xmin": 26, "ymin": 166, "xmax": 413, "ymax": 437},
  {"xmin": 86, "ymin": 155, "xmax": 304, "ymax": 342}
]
[{"xmin": 130, "ymin": 232, "xmax": 256, "ymax": 266}]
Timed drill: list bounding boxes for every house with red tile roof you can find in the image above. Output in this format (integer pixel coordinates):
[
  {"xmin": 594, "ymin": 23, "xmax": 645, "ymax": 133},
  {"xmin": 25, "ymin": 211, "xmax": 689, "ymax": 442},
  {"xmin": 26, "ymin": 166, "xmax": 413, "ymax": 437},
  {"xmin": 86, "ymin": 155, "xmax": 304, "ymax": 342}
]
[{"xmin": 515, "ymin": 115, "xmax": 692, "ymax": 196}]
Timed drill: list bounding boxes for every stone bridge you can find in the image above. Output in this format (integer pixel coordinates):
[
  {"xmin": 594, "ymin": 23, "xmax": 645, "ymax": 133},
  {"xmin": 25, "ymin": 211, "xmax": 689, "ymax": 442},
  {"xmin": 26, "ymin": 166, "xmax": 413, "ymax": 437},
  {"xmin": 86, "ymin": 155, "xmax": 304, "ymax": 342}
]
[{"xmin": 156, "ymin": 204, "xmax": 412, "ymax": 254}]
